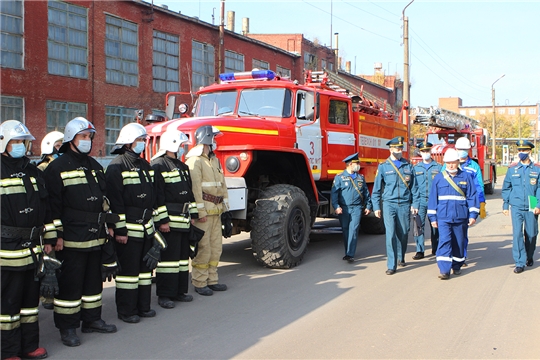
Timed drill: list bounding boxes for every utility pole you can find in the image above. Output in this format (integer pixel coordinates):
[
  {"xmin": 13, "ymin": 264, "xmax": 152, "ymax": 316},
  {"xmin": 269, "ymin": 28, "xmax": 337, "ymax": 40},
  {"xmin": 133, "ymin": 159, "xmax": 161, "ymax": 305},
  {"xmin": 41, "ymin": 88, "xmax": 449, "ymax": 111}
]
[
  {"xmin": 218, "ymin": 0, "xmax": 225, "ymax": 78},
  {"xmin": 402, "ymin": 0, "xmax": 414, "ymax": 153},
  {"xmin": 491, "ymin": 74, "xmax": 505, "ymax": 159}
]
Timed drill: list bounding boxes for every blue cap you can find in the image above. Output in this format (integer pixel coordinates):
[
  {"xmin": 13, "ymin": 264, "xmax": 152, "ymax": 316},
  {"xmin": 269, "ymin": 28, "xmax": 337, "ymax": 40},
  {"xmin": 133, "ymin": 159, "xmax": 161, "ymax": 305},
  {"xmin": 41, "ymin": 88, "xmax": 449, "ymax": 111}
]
[
  {"xmin": 386, "ymin": 136, "xmax": 405, "ymax": 148},
  {"xmin": 516, "ymin": 140, "xmax": 534, "ymax": 150},
  {"xmin": 343, "ymin": 152, "xmax": 359, "ymax": 163},
  {"xmin": 417, "ymin": 141, "xmax": 433, "ymax": 151}
]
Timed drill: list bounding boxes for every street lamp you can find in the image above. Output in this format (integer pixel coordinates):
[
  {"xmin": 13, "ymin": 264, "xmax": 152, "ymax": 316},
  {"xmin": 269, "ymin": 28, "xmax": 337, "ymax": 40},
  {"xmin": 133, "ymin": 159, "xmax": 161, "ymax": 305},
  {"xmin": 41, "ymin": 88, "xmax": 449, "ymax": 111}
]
[
  {"xmin": 518, "ymin": 98, "xmax": 528, "ymax": 139},
  {"xmin": 491, "ymin": 74, "xmax": 505, "ymax": 159}
]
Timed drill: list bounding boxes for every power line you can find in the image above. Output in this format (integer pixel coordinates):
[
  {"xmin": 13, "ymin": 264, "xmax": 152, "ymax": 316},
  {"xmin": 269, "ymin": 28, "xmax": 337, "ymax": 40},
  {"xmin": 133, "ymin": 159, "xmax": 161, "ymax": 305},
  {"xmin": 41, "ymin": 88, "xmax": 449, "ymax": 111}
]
[{"xmin": 340, "ymin": 0, "xmax": 400, "ymax": 26}]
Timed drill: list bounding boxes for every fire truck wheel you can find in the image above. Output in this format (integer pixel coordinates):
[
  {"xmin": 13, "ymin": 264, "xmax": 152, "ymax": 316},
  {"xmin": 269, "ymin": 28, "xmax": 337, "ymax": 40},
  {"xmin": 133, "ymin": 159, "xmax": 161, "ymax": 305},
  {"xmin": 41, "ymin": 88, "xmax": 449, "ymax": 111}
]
[
  {"xmin": 250, "ymin": 184, "xmax": 311, "ymax": 269},
  {"xmin": 484, "ymin": 170, "xmax": 495, "ymax": 195},
  {"xmin": 360, "ymin": 212, "xmax": 386, "ymax": 235}
]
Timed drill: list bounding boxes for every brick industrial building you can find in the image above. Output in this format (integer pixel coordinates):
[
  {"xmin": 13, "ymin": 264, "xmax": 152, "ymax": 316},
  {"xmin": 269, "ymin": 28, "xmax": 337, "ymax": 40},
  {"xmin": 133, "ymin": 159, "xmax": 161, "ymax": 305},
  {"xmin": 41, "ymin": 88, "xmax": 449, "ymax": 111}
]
[{"xmin": 0, "ymin": 0, "xmax": 402, "ymax": 159}]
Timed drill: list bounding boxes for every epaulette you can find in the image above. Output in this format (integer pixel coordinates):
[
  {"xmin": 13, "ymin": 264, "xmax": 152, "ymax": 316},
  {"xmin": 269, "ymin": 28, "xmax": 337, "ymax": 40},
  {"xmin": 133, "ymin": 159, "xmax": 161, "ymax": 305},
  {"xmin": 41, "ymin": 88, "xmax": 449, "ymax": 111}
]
[
  {"xmin": 534, "ymin": 162, "xmax": 540, "ymax": 167},
  {"xmin": 508, "ymin": 162, "xmax": 518, "ymax": 168}
]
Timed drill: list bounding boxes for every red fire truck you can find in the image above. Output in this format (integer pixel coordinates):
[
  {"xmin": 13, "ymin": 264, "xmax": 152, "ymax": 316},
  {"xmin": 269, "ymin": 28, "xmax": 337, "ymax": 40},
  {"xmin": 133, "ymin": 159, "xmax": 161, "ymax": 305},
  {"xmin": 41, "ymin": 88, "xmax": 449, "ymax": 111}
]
[
  {"xmin": 412, "ymin": 106, "xmax": 497, "ymax": 194},
  {"xmin": 145, "ymin": 69, "xmax": 409, "ymax": 268}
]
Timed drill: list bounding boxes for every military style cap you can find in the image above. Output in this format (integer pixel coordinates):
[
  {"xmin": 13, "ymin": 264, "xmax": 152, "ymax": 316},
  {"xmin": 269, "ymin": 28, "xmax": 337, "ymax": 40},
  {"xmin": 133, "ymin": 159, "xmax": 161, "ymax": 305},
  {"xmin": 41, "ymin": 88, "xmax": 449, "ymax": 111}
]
[
  {"xmin": 417, "ymin": 142, "xmax": 433, "ymax": 151},
  {"xmin": 386, "ymin": 136, "xmax": 405, "ymax": 148},
  {"xmin": 342, "ymin": 152, "xmax": 359, "ymax": 163},
  {"xmin": 516, "ymin": 139, "xmax": 534, "ymax": 150}
]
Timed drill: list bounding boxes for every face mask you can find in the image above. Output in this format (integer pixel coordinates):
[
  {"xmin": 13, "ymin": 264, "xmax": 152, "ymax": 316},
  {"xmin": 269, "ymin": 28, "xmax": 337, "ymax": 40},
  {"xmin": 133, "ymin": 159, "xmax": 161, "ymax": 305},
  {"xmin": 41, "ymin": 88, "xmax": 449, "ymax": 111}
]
[
  {"xmin": 420, "ymin": 152, "xmax": 431, "ymax": 161},
  {"xmin": 132, "ymin": 141, "xmax": 145, "ymax": 154},
  {"xmin": 447, "ymin": 168, "xmax": 458, "ymax": 174},
  {"xmin": 177, "ymin": 147, "xmax": 185, "ymax": 158},
  {"xmin": 391, "ymin": 150, "xmax": 402, "ymax": 159},
  {"xmin": 211, "ymin": 142, "xmax": 218, "ymax": 151},
  {"xmin": 76, "ymin": 140, "xmax": 92, "ymax": 154},
  {"xmin": 519, "ymin": 152, "xmax": 529, "ymax": 161},
  {"xmin": 457, "ymin": 150, "xmax": 468, "ymax": 159},
  {"xmin": 9, "ymin": 143, "xmax": 26, "ymax": 158},
  {"xmin": 351, "ymin": 164, "xmax": 361, "ymax": 173}
]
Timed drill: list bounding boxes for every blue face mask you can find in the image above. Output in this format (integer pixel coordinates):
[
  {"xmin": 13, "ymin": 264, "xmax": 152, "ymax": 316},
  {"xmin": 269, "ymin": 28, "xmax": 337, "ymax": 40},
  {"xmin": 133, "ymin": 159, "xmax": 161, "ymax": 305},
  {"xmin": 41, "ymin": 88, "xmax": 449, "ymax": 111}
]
[
  {"xmin": 519, "ymin": 152, "xmax": 529, "ymax": 161},
  {"xmin": 76, "ymin": 140, "xmax": 92, "ymax": 154},
  {"xmin": 9, "ymin": 143, "xmax": 26, "ymax": 158},
  {"xmin": 177, "ymin": 147, "xmax": 185, "ymax": 158},
  {"xmin": 457, "ymin": 150, "xmax": 468, "ymax": 159},
  {"xmin": 132, "ymin": 141, "xmax": 145, "ymax": 154}
]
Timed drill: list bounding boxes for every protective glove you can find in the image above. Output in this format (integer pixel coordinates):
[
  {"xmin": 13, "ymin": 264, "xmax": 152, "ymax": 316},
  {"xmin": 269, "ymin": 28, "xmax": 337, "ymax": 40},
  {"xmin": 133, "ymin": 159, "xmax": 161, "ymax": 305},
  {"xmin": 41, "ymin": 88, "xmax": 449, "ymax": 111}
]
[
  {"xmin": 143, "ymin": 231, "xmax": 167, "ymax": 270},
  {"xmin": 188, "ymin": 225, "xmax": 205, "ymax": 259},
  {"xmin": 101, "ymin": 236, "xmax": 120, "ymax": 282},
  {"xmin": 40, "ymin": 255, "xmax": 62, "ymax": 298},
  {"xmin": 221, "ymin": 211, "xmax": 233, "ymax": 238},
  {"xmin": 480, "ymin": 202, "xmax": 486, "ymax": 219}
]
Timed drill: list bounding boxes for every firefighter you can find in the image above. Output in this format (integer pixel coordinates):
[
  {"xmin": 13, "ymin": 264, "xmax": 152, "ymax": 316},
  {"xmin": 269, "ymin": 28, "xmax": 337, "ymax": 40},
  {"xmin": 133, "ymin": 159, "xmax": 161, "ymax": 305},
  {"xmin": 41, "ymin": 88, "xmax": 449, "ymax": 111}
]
[
  {"xmin": 36, "ymin": 131, "xmax": 63, "ymax": 171},
  {"xmin": 106, "ymin": 123, "xmax": 166, "ymax": 323},
  {"xmin": 428, "ymin": 148, "xmax": 479, "ymax": 279},
  {"xmin": 36, "ymin": 130, "xmax": 63, "ymax": 311},
  {"xmin": 501, "ymin": 140, "xmax": 540, "ymax": 274},
  {"xmin": 44, "ymin": 117, "xmax": 118, "ymax": 347},
  {"xmin": 150, "ymin": 129, "xmax": 198, "ymax": 309},
  {"xmin": 411, "ymin": 142, "xmax": 441, "ymax": 259},
  {"xmin": 185, "ymin": 125, "xmax": 228, "ymax": 296},
  {"xmin": 372, "ymin": 136, "xmax": 417, "ymax": 275},
  {"xmin": 331, "ymin": 153, "xmax": 372, "ymax": 263},
  {"xmin": 1, "ymin": 120, "xmax": 56, "ymax": 360}
]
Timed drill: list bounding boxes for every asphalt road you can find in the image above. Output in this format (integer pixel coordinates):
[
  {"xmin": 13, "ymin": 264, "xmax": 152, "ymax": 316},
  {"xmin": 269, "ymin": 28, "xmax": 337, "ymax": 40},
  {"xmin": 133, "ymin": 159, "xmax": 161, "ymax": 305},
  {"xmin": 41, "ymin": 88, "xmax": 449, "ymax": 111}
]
[{"xmin": 38, "ymin": 177, "xmax": 540, "ymax": 359}]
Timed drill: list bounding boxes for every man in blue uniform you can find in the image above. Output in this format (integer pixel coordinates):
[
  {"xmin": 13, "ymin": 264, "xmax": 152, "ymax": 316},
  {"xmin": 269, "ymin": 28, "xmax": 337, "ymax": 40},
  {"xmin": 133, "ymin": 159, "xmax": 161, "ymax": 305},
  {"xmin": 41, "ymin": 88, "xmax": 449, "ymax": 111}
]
[
  {"xmin": 372, "ymin": 137, "xmax": 417, "ymax": 275},
  {"xmin": 411, "ymin": 142, "xmax": 441, "ymax": 259},
  {"xmin": 501, "ymin": 140, "xmax": 540, "ymax": 274},
  {"xmin": 428, "ymin": 149, "xmax": 479, "ymax": 280},
  {"xmin": 331, "ymin": 153, "xmax": 372, "ymax": 263}
]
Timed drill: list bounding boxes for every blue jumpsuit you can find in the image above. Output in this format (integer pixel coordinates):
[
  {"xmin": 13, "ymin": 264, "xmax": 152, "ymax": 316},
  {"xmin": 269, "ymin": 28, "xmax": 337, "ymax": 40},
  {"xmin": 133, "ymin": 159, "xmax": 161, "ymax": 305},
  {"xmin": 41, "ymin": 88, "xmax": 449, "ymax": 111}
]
[
  {"xmin": 331, "ymin": 171, "xmax": 372, "ymax": 258},
  {"xmin": 412, "ymin": 160, "xmax": 441, "ymax": 253},
  {"xmin": 428, "ymin": 169, "xmax": 479, "ymax": 275},
  {"xmin": 372, "ymin": 158, "xmax": 416, "ymax": 270},
  {"xmin": 501, "ymin": 162, "xmax": 540, "ymax": 267}
]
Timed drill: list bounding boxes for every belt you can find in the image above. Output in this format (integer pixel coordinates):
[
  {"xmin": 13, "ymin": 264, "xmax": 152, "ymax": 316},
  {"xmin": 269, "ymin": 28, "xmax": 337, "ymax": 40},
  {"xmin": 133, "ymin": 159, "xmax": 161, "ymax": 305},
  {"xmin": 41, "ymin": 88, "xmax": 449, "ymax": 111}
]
[
  {"xmin": 63, "ymin": 208, "xmax": 120, "ymax": 225},
  {"xmin": 125, "ymin": 206, "xmax": 153, "ymax": 224},
  {"xmin": 166, "ymin": 202, "xmax": 190, "ymax": 214},
  {"xmin": 1, "ymin": 225, "xmax": 43, "ymax": 241},
  {"xmin": 202, "ymin": 192, "xmax": 223, "ymax": 205}
]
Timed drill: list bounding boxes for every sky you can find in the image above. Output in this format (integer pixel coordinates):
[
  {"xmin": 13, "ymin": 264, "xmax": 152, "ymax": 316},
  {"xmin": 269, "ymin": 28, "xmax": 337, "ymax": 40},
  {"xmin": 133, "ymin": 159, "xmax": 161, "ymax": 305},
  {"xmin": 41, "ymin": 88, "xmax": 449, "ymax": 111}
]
[{"xmin": 159, "ymin": 0, "xmax": 540, "ymax": 108}]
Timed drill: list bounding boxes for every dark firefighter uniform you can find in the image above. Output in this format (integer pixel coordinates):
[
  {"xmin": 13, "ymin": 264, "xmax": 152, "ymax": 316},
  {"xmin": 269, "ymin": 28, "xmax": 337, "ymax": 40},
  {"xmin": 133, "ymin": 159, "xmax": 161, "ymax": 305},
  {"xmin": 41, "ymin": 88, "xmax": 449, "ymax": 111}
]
[
  {"xmin": 106, "ymin": 150, "xmax": 162, "ymax": 319},
  {"xmin": 331, "ymin": 153, "xmax": 372, "ymax": 260},
  {"xmin": 412, "ymin": 142, "xmax": 441, "ymax": 256},
  {"xmin": 151, "ymin": 155, "xmax": 198, "ymax": 301},
  {"xmin": 44, "ymin": 148, "xmax": 113, "ymax": 331},
  {"xmin": 501, "ymin": 140, "xmax": 540, "ymax": 272},
  {"xmin": 1, "ymin": 156, "xmax": 56, "ymax": 359}
]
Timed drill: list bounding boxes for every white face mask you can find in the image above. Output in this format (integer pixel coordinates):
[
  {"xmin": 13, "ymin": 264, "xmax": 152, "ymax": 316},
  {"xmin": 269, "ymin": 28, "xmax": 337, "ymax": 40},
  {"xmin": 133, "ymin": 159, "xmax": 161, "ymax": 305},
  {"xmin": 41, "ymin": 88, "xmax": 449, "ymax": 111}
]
[
  {"xmin": 447, "ymin": 168, "xmax": 458, "ymax": 174},
  {"xmin": 76, "ymin": 140, "xmax": 92, "ymax": 154},
  {"xmin": 421, "ymin": 152, "xmax": 431, "ymax": 161},
  {"xmin": 132, "ymin": 141, "xmax": 145, "ymax": 154},
  {"xmin": 211, "ymin": 142, "xmax": 217, "ymax": 151},
  {"xmin": 351, "ymin": 164, "xmax": 361, "ymax": 173},
  {"xmin": 177, "ymin": 147, "xmax": 185, "ymax": 158}
]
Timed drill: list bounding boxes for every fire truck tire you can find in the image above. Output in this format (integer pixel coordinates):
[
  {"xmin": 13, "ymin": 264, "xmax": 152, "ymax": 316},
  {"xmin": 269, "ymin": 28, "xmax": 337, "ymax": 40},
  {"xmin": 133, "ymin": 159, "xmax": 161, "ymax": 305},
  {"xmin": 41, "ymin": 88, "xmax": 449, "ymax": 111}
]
[
  {"xmin": 250, "ymin": 184, "xmax": 311, "ymax": 269},
  {"xmin": 484, "ymin": 169, "xmax": 495, "ymax": 195},
  {"xmin": 360, "ymin": 212, "xmax": 386, "ymax": 235}
]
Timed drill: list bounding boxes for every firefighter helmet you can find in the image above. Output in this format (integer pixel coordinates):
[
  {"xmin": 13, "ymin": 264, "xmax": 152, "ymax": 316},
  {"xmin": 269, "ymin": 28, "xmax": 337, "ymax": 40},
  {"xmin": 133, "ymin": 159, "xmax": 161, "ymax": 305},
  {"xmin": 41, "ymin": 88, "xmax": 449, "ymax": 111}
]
[
  {"xmin": 455, "ymin": 137, "xmax": 471, "ymax": 150},
  {"xmin": 443, "ymin": 148, "xmax": 460, "ymax": 162},
  {"xmin": 195, "ymin": 125, "xmax": 221, "ymax": 145},
  {"xmin": 59, "ymin": 117, "xmax": 95, "ymax": 153},
  {"xmin": 159, "ymin": 129, "xmax": 190, "ymax": 153},
  {"xmin": 115, "ymin": 123, "xmax": 147, "ymax": 145},
  {"xmin": 41, "ymin": 131, "xmax": 64, "ymax": 155},
  {"xmin": 0, "ymin": 120, "xmax": 35, "ymax": 153}
]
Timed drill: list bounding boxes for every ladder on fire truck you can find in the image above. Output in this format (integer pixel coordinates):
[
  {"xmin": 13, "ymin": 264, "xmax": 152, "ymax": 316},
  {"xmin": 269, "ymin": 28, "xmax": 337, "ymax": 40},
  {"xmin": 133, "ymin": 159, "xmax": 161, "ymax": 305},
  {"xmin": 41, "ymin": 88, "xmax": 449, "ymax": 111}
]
[
  {"xmin": 307, "ymin": 68, "xmax": 394, "ymax": 118},
  {"xmin": 413, "ymin": 106, "xmax": 479, "ymax": 131}
]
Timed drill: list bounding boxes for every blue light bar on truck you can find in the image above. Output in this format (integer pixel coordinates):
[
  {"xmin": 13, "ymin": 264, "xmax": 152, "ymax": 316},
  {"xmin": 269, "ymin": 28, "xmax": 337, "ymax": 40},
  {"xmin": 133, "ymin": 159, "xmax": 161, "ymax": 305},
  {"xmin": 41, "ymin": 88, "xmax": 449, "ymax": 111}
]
[{"xmin": 219, "ymin": 70, "xmax": 276, "ymax": 82}]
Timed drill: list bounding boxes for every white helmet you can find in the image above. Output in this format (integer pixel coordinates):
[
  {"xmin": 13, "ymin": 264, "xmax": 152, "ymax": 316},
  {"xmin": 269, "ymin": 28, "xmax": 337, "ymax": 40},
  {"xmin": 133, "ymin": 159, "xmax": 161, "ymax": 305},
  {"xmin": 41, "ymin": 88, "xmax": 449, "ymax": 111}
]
[
  {"xmin": 455, "ymin": 137, "xmax": 471, "ymax": 150},
  {"xmin": 443, "ymin": 148, "xmax": 460, "ymax": 162},
  {"xmin": 115, "ymin": 123, "xmax": 147, "ymax": 145},
  {"xmin": 0, "ymin": 120, "xmax": 35, "ymax": 153},
  {"xmin": 59, "ymin": 117, "xmax": 95, "ymax": 153},
  {"xmin": 160, "ymin": 129, "xmax": 190, "ymax": 153},
  {"xmin": 41, "ymin": 131, "xmax": 64, "ymax": 155}
]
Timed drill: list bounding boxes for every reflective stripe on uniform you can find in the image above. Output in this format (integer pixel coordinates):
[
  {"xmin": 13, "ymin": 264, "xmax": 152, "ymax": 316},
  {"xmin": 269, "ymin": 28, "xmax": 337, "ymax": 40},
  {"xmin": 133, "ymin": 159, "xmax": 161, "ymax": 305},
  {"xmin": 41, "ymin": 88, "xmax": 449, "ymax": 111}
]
[
  {"xmin": 189, "ymin": 202, "xmax": 197, "ymax": 214},
  {"xmin": 0, "ymin": 247, "xmax": 41, "ymax": 268},
  {"xmin": 116, "ymin": 275, "xmax": 139, "ymax": 289},
  {"xmin": 139, "ymin": 272, "xmax": 152, "ymax": 286},
  {"xmin": 54, "ymin": 298, "xmax": 81, "ymax": 314},
  {"xmin": 121, "ymin": 171, "xmax": 141, "ymax": 185},
  {"xmin": 192, "ymin": 263, "xmax": 209, "ymax": 269},
  {"xmin": 116, "ymin": 213, "xmax": 126, "ymax": 229},
  {"xmin": 156, "ymin": 261, "xmax": 180, "ymax": 274},
  {"xmin": 81, "ymin": 294, "xmax": 102, "ymax": 309},
  {"xmin": 196, "ymin": 203, "xmax": 205, "ymax": 209},
  {"xmin": 438, "ymin": 195, "xmax": 466, "ymax": 201},
  {"xmin": 208, "ymin": 261, "xmax": 219, "ymax": 267},
  {"xmin": 427, "ymin": 210, "xmax": 437, "ymax": 214},
  {"xmin": 452, "ymin": 256, "xmax": 466, "ymax": 262},
  {"xmin": 0, "ymin": 177, "xmax": 25, "ymax": 195},
  {"xmin": 20, "ymin": 307, "xmax": 39, "ymax": 324},
  {"xmin": 126, "ymin": 221, "xmax": 154, "ymax": 238},
  {"xmin": 201, "ymin": 181, "xmax": 222, "ymax": 187},
  {"xmin": 179, "ymin": 259, "xmax": 189, "ymax": 272},
  {"xmin": 470, "ymin": 207, "xmax": 480, "ymax": 213},
  {"xmin": 0, "ymin": 314, "xmax": 21, "ymax": 330},
  {"xmin": 162, "ymin": 171, "xmax": 181, "ymax": 183},
  {"xmin": 436, "ymin": 256, "xmax": 452, "ymax": 262},
  {"xmin": 61, "ymin": 170, "xmax": 89, "ymax": 186},
  {"xmin": 63, "ymin": 238, "xmax": 106, "ymax": 249},
  {"xmin": 169, "ymin": 215, "xmax": 190, "ymax": 230},
  {"xmin": 154, "ymin": 205, "xmax": 168, "ymax": 222}
]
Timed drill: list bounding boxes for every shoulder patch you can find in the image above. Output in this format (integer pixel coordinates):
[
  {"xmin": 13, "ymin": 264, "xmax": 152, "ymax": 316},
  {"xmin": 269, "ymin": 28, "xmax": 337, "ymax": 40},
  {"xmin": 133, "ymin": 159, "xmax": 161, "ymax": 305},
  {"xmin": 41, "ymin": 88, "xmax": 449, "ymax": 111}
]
[{"xmin": 508, "ymin": 162, "xmax": 518, "ymax": 168}]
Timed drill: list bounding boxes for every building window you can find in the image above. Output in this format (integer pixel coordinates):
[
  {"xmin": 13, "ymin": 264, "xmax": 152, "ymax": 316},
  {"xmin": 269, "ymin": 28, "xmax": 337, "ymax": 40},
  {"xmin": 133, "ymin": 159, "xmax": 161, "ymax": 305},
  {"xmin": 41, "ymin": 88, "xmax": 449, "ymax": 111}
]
[
  {"xmin": 328, "ymin": 100, "xmax": 349, "ymax": 125},
  {"xmin": 498, "ymin": 108, "xmax": 505, "ymax": 114},
  {"xmin": 0, "ymin": 0, "xmax": 23, "ymax": 69},
  {"xmin": 252, "ymin": 58, "xmax": 269, "ymax": 70},
  {"xmin": 47, "ymin": 1, "xmax": 88, "ymax": 78},
  {"xmin": 508, "ymin": 108, "xmax": 515, "ymax": 115},
  {"xmin": 460, "ymin": 110, "xmax": 466, "ymax": 115},
  {"xmin": 328, "ymin": 62, "xmax": 334, "ymax": 71},
  {"xmin": 321, "ymin": 59, "xmax": 326, "ymax": 70},
  {"xmin": 530, "ymin": 108, "xmax": 537, "ymax": 115},
  {"xmin": 105, "ymin": 15, "xmax": 138, "ymax": 87},
  {"xmin": 152, "ymin": 30, "xmax": 179, "ymax": 93},
  {"xmin": 1, "ymin": 95, "xmax": 24, "ymax": 122},
  {"xmin": 192, "ymin": 40, "xmax": 214, "ymax": 91},
  {"xmin": 105, "ymin": 106, "xmax": 136, "ymax": 155},
  {"xmin": 276, "ymin": 65, "xmax": 291, "ymax": 78},
  {"xmin": 468, "ymin": 109, "xmax": 476, "ymax": 116},
  {"xmin": 46, "ymin": 100, "xmax": 87, "ymax": 133},
  {"xmin": 303, "ymin": 52, "xmax": 316, "ymax": 70},
  {"xmin": 225, "ymin": 50, "xmax": 244, "ymax": 73},
  {"xmin": 519, "ymin": 108, "xmax": 526, "ymax": 115},
  {"xmin": 479, "ymin": 109, "xmax": 486, "ymax": 114}
]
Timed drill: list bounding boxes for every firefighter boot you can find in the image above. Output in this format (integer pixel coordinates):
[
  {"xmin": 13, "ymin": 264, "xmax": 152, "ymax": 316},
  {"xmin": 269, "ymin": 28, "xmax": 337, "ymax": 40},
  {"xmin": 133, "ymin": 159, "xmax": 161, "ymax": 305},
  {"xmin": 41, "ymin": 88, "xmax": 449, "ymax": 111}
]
[
  {"xmin": 60, "ymin": 328, "xmax": 81, "ymax": 347},
  {"xmin": 81, "ymin": 319, "xmax": 117, "ymax": 333},
  {"xmin": 21, "ymin": 347, "xmax": 48, "ymax": 359}
]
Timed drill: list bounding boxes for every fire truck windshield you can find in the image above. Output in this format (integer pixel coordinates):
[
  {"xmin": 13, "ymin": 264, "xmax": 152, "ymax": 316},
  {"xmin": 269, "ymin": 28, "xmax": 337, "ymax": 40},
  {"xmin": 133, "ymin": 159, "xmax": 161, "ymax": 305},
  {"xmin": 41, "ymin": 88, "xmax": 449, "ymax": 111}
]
[
  {"xmin": 197, "ymin": 91, "xmax": 237, "ymax": 116},
  {"xmin": 238, "ymin": 88, "xmax": 291, "ymax": 117},
  {"xmin": 427, "ymin": 133, "xmax": 469, "ymax": 146}
]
